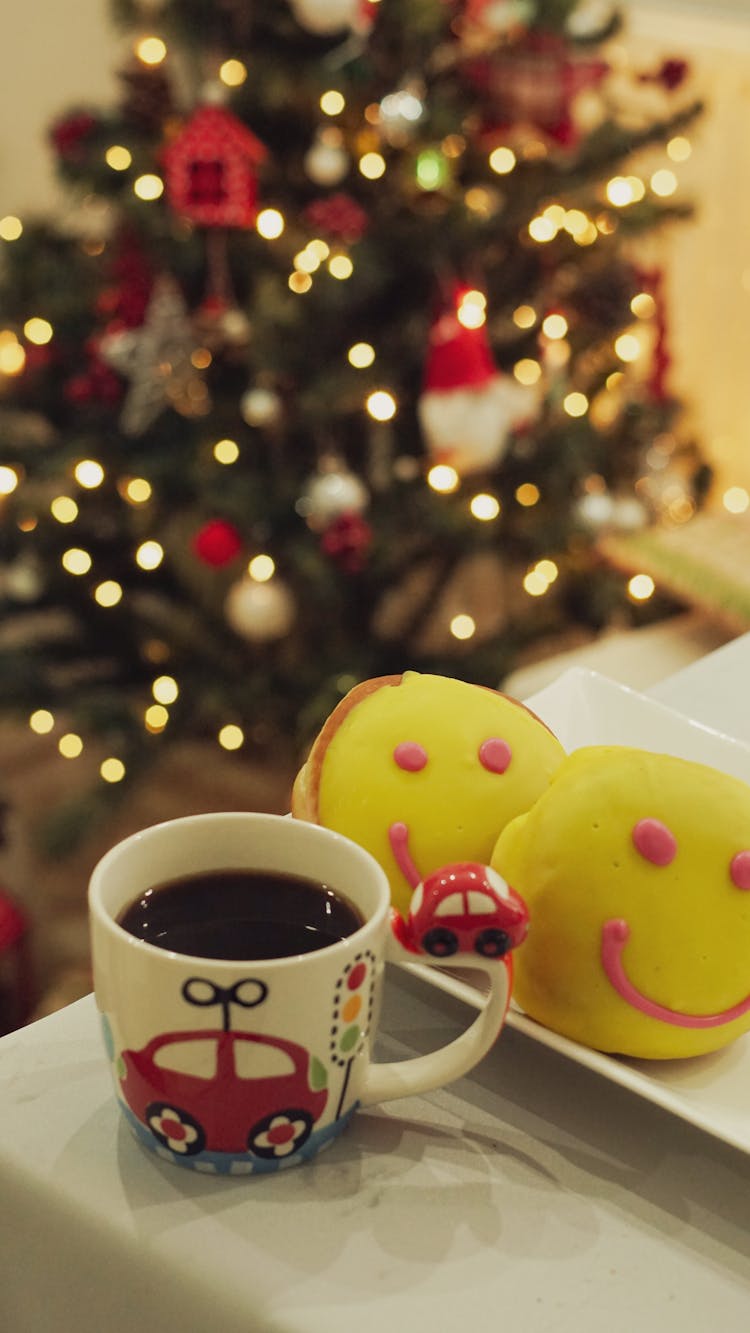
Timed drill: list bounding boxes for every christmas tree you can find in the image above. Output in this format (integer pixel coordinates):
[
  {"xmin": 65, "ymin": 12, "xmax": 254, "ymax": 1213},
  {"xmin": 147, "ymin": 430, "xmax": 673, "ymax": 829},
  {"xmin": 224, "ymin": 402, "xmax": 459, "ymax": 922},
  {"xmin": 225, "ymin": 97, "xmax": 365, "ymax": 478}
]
[{"xmin": 0, "ymin": 0, "xmax": 707, "ymax": 853}]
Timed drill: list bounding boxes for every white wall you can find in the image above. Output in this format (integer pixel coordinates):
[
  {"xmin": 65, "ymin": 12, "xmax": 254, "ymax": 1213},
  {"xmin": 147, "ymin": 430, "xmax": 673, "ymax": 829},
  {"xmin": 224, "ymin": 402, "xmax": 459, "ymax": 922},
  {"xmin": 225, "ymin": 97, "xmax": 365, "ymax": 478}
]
[
  {"xmin": 0, "ymin": 0, "xmax": 119, "ymax": 216},
  {"xmin": 1, "ymin": 1, "xmax": 750, "ymax": 498},
  {"xmin": 628, "ymin": 3, "xmax": 750, "ymax": 497}
]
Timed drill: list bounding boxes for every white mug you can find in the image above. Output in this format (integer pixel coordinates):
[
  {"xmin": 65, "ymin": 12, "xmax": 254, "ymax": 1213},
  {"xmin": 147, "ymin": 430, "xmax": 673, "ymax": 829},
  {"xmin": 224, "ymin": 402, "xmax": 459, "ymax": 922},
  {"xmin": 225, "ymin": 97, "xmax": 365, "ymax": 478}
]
[{"xmin": 89, "ymin": 811, "xmax": 515, "ymax": 1176}]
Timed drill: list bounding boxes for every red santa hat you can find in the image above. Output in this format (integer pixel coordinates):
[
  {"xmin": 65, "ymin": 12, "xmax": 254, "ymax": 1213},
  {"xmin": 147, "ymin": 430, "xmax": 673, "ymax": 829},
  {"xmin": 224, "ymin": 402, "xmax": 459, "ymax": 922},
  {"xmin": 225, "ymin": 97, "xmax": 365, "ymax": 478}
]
[{"xmin": 419, "ymin": 289, "xmax": 540, "ymax": 475}]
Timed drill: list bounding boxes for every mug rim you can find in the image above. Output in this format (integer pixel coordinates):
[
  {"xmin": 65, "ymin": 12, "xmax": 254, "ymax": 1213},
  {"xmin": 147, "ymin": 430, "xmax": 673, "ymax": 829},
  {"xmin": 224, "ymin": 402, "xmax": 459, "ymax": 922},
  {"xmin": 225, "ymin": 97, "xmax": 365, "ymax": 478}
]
[{"xmin": 88, "ymin": 810, "xmax": 391, "ymax": 971}]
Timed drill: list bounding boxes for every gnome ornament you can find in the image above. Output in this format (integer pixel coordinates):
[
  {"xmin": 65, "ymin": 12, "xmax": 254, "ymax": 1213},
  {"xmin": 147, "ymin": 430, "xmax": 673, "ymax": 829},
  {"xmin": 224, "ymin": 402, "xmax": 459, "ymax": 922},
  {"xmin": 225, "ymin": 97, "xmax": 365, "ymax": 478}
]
[{"xmin": 418, "ymin": 290, "xmax": 540, "ymax": 475}]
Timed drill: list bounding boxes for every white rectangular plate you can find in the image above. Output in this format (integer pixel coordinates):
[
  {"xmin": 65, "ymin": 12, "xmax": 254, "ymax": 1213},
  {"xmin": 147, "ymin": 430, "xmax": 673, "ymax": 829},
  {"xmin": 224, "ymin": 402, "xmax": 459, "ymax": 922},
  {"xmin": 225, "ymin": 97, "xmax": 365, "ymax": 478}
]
[{"xmin": 413, "ymin": 666, "xmax": 750, "ymax": 1156}]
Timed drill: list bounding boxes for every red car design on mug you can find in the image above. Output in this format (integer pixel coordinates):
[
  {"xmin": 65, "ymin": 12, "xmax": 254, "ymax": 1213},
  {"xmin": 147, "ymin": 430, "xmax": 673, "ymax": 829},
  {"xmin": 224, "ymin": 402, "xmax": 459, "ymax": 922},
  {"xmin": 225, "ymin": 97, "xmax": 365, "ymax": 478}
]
[{"xmin": 119, "ymin": 978, "xmax": 329, "ymax": 1161}]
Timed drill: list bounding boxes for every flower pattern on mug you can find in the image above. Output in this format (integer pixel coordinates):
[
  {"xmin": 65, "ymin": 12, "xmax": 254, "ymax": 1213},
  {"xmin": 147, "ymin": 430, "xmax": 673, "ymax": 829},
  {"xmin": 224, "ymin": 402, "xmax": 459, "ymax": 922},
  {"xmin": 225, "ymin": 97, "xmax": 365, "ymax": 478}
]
[
  {"xmin": 148, "ymin": 1106, "xmax": 201, "ymax": 1153},
  {"xmin": 251, "ymin": 1113, "xmax": 310, "ymax": 1157}
]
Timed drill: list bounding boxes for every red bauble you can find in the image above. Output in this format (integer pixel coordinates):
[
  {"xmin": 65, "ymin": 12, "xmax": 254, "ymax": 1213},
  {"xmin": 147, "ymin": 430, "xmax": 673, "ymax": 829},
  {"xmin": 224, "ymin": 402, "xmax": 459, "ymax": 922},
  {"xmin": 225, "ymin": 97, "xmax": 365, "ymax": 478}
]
[
  {"xmin": 320, "ymin": 512, "xmax": 373, "ymax": 573},
  {"xmin": 49, "ymin": 111, "xmax": 98, "ymax": 160},
  {"xmin": 163, "ymin": 106, "xmax": 267, "ymax": 229},
  {"xmin": 192, "ymin": 519, "xmax": 244, "ymax": 567}
]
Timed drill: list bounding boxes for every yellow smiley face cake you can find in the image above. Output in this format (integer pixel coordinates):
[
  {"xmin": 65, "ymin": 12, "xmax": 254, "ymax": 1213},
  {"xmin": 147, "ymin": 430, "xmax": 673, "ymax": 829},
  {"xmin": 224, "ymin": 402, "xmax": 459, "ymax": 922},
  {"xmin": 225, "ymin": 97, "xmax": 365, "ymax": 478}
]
[
  {"xmin": 292, "ymin": 670, "xmax": 565, "ymax": 918},
  {"xmin": 491, "ymin": 745, "xmax": 750, "ymax": 1059}
]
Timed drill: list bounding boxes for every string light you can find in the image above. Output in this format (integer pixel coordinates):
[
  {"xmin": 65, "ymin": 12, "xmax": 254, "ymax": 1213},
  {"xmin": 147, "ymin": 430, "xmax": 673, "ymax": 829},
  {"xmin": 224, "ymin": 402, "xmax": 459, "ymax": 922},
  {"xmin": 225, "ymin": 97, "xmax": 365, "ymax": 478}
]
[
  {"xmin": 308, "ymin": 238, "xmax": 330, "ymax": 261},
  {"xmin": 470, "ymin": 493, "xmax": 500, "ymax": 521},
  {"xmin": 516, "ymin": 483, "xmax": 540, "ymax": 507},
  {"xmin": 488, "ymin": 146, "xmax": 516, "ymax": 175},
  {"xmin": 366, "ymin": 390, "xmax": 396, "ymax": 421},
  {"xmin": 24, "ymin": 317, "xmax": 53, "ymax": 345},
  {"xmin": 528, "ymin": 216, "xmax": 556, "ymax": 243},
  {"xmin": 58, "ymin": 733, "xmax": 84, "ymax": 758},
  {"xmin": 723, "ymin": 486, "xmax": 750, "ymax": 514},
  {"xmin": 415, "ymin": 149, "xmax": 447, "ymax": 191},
  {"xmin": 615, "ymin": 333, "xmax": 641, "ymax": 362},
  {"xmin": 256, "ymin": 208, "xmax": 285, "ymax": 239},
  {"xmin": 121, "ymin": 477, "xmax": 152, "ymax": 504},
  {"xmin": 359, "ymin": 152, "xmax": 386, "ymax": 180},
  {"xmin": 213, "ymin": 438, "xmax": 239, "ymax": 464},
  {"xmin": 144, "ymin": 704, "xmax": 169, "ymax": 733},
  {"xmin": 289, "ymin": 271, "xmax": 312, "ymax": 293},
  {"xmin": 0, "ymin": 216, "xmax": 23, "ymax": 242},
  {"xmin": 74, "ymin": 459, "xmax": 104, "ymax": 488},
  {"xmin": 628, "ymin": 573, "xmax": 655, "ymax": 601},
  {"xmin": 136, "ymin": 36, "xmax": 167, "ymax": 65},
  {"xmin": 320, "ymin": 90, "xmax": 345, "ymax": 115},
  {"xmin": 50, "ymin": 496, "xmax": 78, "ymax": 523},
  {"xmin": 0, "ymin": 333, "xmax": 25, "ymax": 376},
  {"xmin": 667, "ymin": 136, "xmax": 691, "ymax": 162},
  {"xmin": 0, "ymin": 465, "xmax": 19, "ymax": 494},
  {"xmin": 191, "ymin": 347, "xmax": 212, "ymax": 370},
  {"xmin": 428, "ymin": 464, "xmax": 459, "ymax": 494},
  {"xmin": 328, "ymin": 255, "xmax": 353, "ymax": 280},
  {"xmin": 134, "ymin": 174, "xmax": 164, "ymax": 201},
  {"xmin": 513, "ymin": 305, "xmax": 537, "ymax": 329},
  {"xmin": 100, "ymin": 758, "xmax": 126, "ymax": 783},
  {"xmin": 523, "ymin": 569, "xmax": 548, "ymax": 597},
  {"xmin": 220, "ymin": 59, "xmax": 247, "ymax": 87},
  {"xmin": 248, "ymin": 554, "xmax": 275, "ymax": 582},
  {"xmin": 450, "ymin": 614, "xmax": 476, "ymax": 640},
  {"xmin": 94, "ymin": 580, "xmax": 123, "ymax": 607},
  {"xmin": 348, "ymin": 342, "xmax": 375, "ymax": 368},
  {"xmin": 606, "ymin": 176, "xmax": 644, "ymax": 207},
  {"xmin": 542, "ymin": 313, "xmax": 568, "ymax": 340},
  {"xmin": 29, "ymin": 710, "xmax": 54, "ymax": 735},
  {"xmin": 218, "ymin": 724, "xmax": 244, "ymax": 751},
  {"xmin": 514, "ymin": 358, "xmax": 542, "ymax": 386},
  {"xmin": 563, "ymin": 392, "xmax": 588, "ymax": 418},
  {"xmin": 62, "ymin": 548, "xmax": 92, "ymax": 575},
  {"xmin": 105, "ymin": 146, "xmax": 132, "ymax": 171},
  {"xmin": 651, "ymin": 169, "xmax": 677, "ymax": 198},
  {"xmin": 152, "ymin": 675, "xmax": 178, "ymax": 704},
  {"xmin": 457, "ymin": 290, "xmax": 486, "ymax": 329},
  {"xmin": 135, "ymin": 540, "xmax": 164, "ymax": 569},
  {"xmin": 631, "ymin": 292, "xmax": 656, "ymax": 319}
]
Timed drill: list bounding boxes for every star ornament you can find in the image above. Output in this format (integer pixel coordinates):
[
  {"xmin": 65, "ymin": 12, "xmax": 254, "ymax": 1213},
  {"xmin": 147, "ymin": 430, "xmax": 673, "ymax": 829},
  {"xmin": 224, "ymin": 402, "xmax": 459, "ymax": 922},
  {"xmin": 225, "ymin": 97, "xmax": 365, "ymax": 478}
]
[{"xmin": 100, "ymin": 275, "xmax": 210, "ymax": 436}]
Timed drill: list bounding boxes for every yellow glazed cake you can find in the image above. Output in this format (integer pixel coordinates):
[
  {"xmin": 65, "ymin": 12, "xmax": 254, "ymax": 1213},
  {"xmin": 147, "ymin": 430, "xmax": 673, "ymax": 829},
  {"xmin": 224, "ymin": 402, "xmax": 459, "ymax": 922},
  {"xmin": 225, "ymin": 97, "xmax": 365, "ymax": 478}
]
[
  {"xmin": 292, "ymin": 670, "xmax": 565, "ymax": 918},
  {"xmin": 492, "ymin": 745, "xmax": 750, "ymax": 1059}
]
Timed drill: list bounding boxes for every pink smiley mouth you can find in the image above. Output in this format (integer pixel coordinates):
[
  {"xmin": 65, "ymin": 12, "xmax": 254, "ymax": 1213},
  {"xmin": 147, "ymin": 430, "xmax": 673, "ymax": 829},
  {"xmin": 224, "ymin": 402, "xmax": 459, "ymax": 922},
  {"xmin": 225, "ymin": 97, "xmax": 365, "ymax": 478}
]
[
  {"xmin": 389, "ymin": 822, "xmax": 422, "ymax": 890},
  {"xmin": 602, "ymin": 919, "xmax": 750, "ymax": 1030}
]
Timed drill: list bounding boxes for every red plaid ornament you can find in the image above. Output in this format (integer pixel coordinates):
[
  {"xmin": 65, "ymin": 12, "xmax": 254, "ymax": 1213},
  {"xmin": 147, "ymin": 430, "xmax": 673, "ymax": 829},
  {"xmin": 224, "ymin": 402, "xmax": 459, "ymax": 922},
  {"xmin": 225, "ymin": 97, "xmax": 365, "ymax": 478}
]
[
  {"xmin": 304, "ymin": 193, "xmax": 369, "ymax": 241},
  {"xmin": 163, "ymin": 106, "xmax": 267, "ymax": 228}
]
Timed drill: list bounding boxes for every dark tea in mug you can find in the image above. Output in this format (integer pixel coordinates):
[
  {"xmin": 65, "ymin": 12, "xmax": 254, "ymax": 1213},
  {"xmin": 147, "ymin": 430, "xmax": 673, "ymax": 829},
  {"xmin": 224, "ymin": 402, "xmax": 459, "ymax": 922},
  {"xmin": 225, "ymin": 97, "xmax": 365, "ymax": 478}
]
[{"xmin": 116, "ymin": 868, "xmax": 365, "ymax": 960}]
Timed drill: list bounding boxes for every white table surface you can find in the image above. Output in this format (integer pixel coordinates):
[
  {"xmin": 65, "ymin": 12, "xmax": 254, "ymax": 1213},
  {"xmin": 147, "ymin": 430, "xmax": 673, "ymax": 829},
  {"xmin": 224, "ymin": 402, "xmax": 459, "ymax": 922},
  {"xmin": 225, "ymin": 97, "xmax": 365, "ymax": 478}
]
[{"xmin": 3, "ymin": 634, "xmax": 750, "ymax": 1333}]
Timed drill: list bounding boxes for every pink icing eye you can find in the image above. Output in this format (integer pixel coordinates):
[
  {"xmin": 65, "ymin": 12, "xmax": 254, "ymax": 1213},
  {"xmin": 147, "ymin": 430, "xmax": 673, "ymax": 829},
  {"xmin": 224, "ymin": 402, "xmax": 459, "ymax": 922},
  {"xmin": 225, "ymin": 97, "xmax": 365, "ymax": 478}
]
[
  {"xmin": 479, "ymin": 737, "xmax": 512, "ymax": 775},
  {"xmin": 632, "ymin": 818, "xmax": 677, "ymax": 867},
  {"xmin": 730, "ymin": 850, "xmax": 750, "ymax": 890},
  {"xmin": 393, "ymin": 742, "xmax": 428, "ymax": 772}
]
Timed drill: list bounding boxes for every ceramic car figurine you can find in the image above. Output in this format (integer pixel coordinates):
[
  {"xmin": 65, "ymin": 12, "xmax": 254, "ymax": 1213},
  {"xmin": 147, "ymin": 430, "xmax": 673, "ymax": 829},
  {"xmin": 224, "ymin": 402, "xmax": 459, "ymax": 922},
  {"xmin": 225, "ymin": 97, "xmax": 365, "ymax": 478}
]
[{"xmin": 392, "ymin": 862, "xmax": 529, "ymax": 960}]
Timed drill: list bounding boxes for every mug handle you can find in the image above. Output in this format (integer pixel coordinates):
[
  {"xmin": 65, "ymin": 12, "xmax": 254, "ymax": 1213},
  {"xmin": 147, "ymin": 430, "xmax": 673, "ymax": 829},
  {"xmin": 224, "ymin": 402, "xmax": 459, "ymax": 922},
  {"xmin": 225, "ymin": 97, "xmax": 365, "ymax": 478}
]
[{"xmin": 358, "ymin": 930, "xmax": 512, "ymax": 1108}]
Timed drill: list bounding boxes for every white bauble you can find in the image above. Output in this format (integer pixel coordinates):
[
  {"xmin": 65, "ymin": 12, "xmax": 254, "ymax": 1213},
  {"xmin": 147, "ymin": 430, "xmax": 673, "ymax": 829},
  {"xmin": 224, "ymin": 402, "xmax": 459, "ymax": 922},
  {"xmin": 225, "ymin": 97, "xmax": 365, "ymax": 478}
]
[
  {"xmin": 240, "ymin": 386, "xmax": 282, "ymax": 428},
  {"xmin": 573, "ymin": 491, "xmax": 615, "ymax": 532},
  {"xmin": 418, "ymin": 375, "xmax": 539, "ymax": 475},
  {"xmin": 566, "ymin": 0, "xmax": 615, "ymax": 38},
  {"xmin": 300, "ymin": 466, "xmax": 369, "ymax": 528},
  {"xmin": 610, "ymin": 494, "xmax": 648, "ymax": 532},
  {"xmin": 290, "ymin": 0, "xmax": 365, "ymax": 34},
  {"xmin": 225, "ymin": 576, "xmax": 296, "ymax": 642},
  {"xmin": 304, "ymin": 132, "xmax": 349, "ymax": 186}
]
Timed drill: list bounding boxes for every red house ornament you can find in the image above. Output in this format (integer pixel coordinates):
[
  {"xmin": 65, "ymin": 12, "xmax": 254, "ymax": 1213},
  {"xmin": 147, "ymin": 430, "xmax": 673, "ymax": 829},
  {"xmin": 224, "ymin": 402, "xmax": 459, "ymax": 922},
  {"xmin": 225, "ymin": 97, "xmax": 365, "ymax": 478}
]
[{"xmin": 163, "ymin": 105, "xmax": 267, "ymax": 228}]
